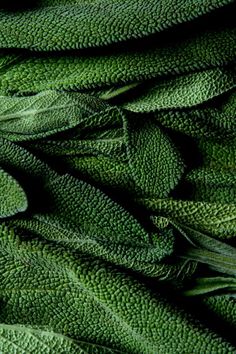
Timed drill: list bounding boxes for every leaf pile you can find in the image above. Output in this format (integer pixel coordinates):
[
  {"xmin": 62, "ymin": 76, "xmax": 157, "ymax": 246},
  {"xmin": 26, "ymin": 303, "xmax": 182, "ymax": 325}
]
[{"xmin": 0, "ymin": 1, "xmax": 236, "ymax": 352}]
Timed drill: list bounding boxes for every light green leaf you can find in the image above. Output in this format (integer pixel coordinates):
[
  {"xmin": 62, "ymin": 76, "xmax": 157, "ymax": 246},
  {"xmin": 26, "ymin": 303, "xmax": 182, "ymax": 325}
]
[
  {"xmin": 183, "ymin": 277, "xmax": 236, "ymax": 296},
  {"xmin": 182, "ymin": 247, "xmax": 236, "ymax": 277},
  {"xmin": 0, "ymin": 91, "xmax": 107, "ymax": 141},
  {"xmin": 0, "ymin": 324, "xmax": 106, "ymax": 354}
]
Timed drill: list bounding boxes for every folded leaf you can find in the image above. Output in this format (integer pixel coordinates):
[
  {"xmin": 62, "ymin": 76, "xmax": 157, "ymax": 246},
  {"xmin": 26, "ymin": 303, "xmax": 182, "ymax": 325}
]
[
  {"xmin": 0, "ymin": 91, "xmax": 107, "ymax": 141},
  {"xmin": 41, "ymin": 173, "xmax": 173, "ymax": 262},
  {"xmin": 174, "ymin": 223, "xmax": 236, "ymax": 256},
  {"xmin": 0, "ymin": 139, "xmax": 57, "ymax": 212},
  {"xmin": 9, "ymin": 216, "xmax": 190, "ymax": 278},
  {"xmin": 155, "ymin": 90, "xmax": 236, "ymax": 139},
  {"xmin": 183, "ymin": 277, "xmax": 236, "ymax": 296},
  {"xmin": 182, "ymin": 247, "xmax": 236, "ymax": 277},
  {"xmin": 0, "ymin": 138, "xmax": 56, "ymax": 182}
]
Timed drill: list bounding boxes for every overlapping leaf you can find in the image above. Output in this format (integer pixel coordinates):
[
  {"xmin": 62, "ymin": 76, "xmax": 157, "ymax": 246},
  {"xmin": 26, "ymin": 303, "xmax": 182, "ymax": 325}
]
[
  {"xmin": 0, "ymin": 91, "xmax": 106, "ymax": 141},
  {"xmin": 0, "ymin": 20, "xmax": 235, "ymax": 95},
  {"xmin": 0, "ymin": 0, "xmax": 232, "ymax": 50},
  {"xmin": 0, "ymin": 224, "xmax": 234, "ymax": 353}
]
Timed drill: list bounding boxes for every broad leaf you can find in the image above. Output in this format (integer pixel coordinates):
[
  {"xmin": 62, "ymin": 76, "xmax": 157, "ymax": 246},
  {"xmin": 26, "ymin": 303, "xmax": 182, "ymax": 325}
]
[{"xmin": 0, "ymin": 224, "xmax": 234, "ymax": 353}]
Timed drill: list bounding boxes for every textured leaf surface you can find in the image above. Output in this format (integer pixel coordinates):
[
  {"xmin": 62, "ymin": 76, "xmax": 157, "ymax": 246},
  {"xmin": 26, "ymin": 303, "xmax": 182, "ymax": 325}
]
[
  {"xmin": 0, "ymin": 139, "xmax": 57, "ymax": 213},
  {"xmin": 0, "ymin": 91, "xmax": 107, "ymax": 141},
  {"xmin": 125, "ymin": 118, "xmax": 184, "ymax": 198},
  {"xmin": 123, "ymin": 65, "xmax": 236, "ymax": 112},
  {"xmin": 0, "ymin": 22, "xmax": 235, "ymax": 95},
  {"xmin": 9, "ymin": 216, "xmax": 185, "ymax": 278},
  {"xmin": 0, "ymin": 167, "xmax": 27, "ymax": 218},
  {"xmin": 0, "ymin": 0, "xmax": 232, "ymax": 50},
  {"xmin": 0, "ymin": 0, "xmax": 235, "ymax": 350},
  {"xmin": 185, "ymin": 167, "xmax": 236, "ymax": 203},
  {"xmin": 0, "ymin": 324, "xmax": 93, "ymax": 354},
  {"xmin": 202, "ymin": 296, "xmax": 236, "ymax": 329},
  {"xmin": 154, "ymin": 90, "xmax": 236, "ymax": 138},
  {"xmin": 41, "ymin": 173, "xmax": 173, "ymax": 263},
  {"xmin": 0, "ymin": 224, "xmax": 234, "ymax": 353},
  {"xmin": 196, "ymin": 137, "xmax": 236, "ymax": 169},
  {"xmin": 0, "ymin": 138, "xmax": 57, "ymax": 185},
  {"xmin": 139, "ymin": 198, "xmax": 236, "ymax": 239},
  {"xmin": 31, "ymin": 110, "xmax": 185, "ymax": 199}
]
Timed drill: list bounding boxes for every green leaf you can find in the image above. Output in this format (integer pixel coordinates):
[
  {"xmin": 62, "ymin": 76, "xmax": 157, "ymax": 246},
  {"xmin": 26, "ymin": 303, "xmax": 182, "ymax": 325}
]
[
  {"xmin": 0, "ymin": 20, "xmax": 235, "ymax": 95},
  {"xmin": 123, "ymin": 66, "xmax": 236, "ymax": 112},
  {"xmin": 182, "ymin": 247, "xmax": 236, "ymax": 277},
  {"xmin": 173, "ymin": 223, "xmax": 236, "ymax": 256},
  {"xmin": 0, "ymin": 167, "xmax": 27, "ymax": 218},
  {"xmin": 0, "ymin": 224, "xmax": 234, "ymax": 353},
  {"xmin": 40, "ymin": 173, "xmax": 172, "ymax": 263},
  {"xmin": 154, "ymin": 90, "xmax": 236, "ymax": 139},
  {"xmin": 185, "ymin": 167, "xmax": 236, "ymax": 203},
  {"xmin": 0, "ymin": 91, "xmax": 107, "ymax": 141},
  {"xmin": 138, "ymin": 198, "xmax": 236, "ymax": 239},
  {"xmin": 202, "ymin": 295, "xmax": 236, "ymax": 330},
  {"xmin": 0, "ymin": 324, "xmax": 101, "ymax": 354},
  {"xmin": 9, "ymin": 215, "xmax": 192, "ymax": 278},
  {"xmin": 182, "ymin": 277, "xmax": 236, "ymax": 296},
  {"xmin": 0, "ymin": 0, "xmax": 232, "ymax": 50},
  {"xmin": 0, "ymin": 138, "xmax": 57, "ymax": 183},
  {"xmin": 196, "ymin": 136, "xmax": 236, "ymax": 169},
  {"xmin": 172, "ymin": 223, "xmax": 236, "ymax": 278},
  {"xmin": 125, "ymin": 118, "xmax": 184, "ymax": 198},
  {"xmin": 0, "ymin": 138, "xmax": 57, "ymax": 213}
]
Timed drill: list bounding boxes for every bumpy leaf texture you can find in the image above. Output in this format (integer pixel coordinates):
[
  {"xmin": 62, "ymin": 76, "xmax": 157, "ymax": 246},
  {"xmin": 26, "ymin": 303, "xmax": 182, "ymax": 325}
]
[
  {"xmin": 0, "ymin": 0, "xmax": 236, "ymax": 352},
  {"xmin": 154, "ymin": 89, "xmax": 236, "ymax": 138},
  {"xmin": 0, "ymin": 13, "xmax": 235, "ymax": 94},
  {"xmin": 0, "ymin": 224, "xmax": 234, "ymax": 353},
  {"xmin": 0, "ymin": 0, "xmax": 233, "ymax": 50},
  {"xmin": 139, "ymin": 198, "xmax": 236, "ymax": 239},
  {"xmin": 0, "ymin": 91, "xmax": 106, "ymax": 141},
  {"xmin": 122, "ymin": 65, "xmax": 236, "ymax": 111},
  {"xmin": 0, "ymin": 325, "xmax": 89, "ymax": 354},
  {"xmin": 0, "ymin": 167, "xmax": 27, "ymax": 218}
]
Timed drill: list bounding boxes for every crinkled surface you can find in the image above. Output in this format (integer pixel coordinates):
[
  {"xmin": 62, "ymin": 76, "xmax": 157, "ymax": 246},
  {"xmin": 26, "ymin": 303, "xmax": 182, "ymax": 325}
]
[
  {"xmin": 0, "ymin": 0, "xmax": 233, "ymax": 50},
  {"xmin": 0, "ymin": 0, "xmax": 236, "ymax": 352}
]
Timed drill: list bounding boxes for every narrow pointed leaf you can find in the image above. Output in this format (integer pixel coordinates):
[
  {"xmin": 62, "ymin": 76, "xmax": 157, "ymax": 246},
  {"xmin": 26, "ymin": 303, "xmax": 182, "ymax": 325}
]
[{"xmin": 0, "ymin": 167, "xmax": 27, "ymax": 218}]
